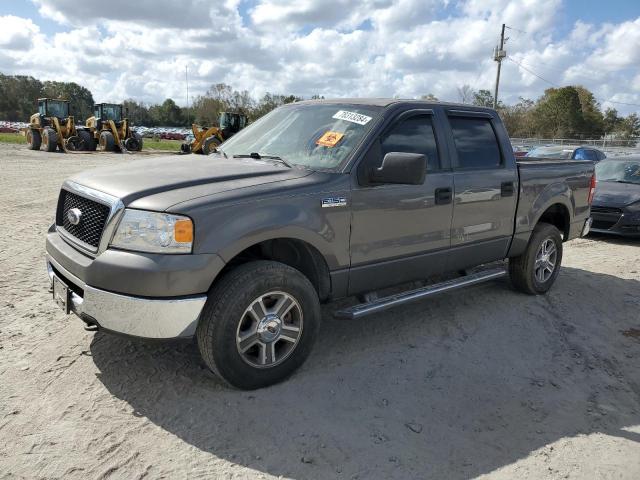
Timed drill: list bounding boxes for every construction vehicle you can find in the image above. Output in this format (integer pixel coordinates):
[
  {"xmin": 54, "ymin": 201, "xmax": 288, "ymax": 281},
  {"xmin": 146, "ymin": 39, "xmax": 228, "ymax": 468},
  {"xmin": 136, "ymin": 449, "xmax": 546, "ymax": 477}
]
[
  {"xmin": 180, "ymin": 112, "xmax": 247, "ymax": 154},
  {"xmin": 81, "ymin": 103, "xmax": 143, "ymax": 152},
  {"xmin": 26, "ymin": 98, "xmax": 83, "ymax": 152}
]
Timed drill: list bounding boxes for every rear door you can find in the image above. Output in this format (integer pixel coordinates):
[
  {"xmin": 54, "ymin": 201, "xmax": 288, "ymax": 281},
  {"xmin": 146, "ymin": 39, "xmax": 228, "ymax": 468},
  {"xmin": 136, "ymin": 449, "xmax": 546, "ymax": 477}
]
[
  {"xmin": 348, "ymin": 108, "xmax": 453, "ymax": 294},
  {"xmin": 445, "ymin": 111, "xmax": 518, "ymax": 270}
]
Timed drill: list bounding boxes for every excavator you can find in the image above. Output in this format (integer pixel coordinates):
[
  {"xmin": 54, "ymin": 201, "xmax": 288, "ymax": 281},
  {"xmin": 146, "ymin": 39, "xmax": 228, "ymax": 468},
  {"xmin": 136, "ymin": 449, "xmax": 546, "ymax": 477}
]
[
  {"xmin": 26, "ymin": 98, "xmax": 83, "ymax": 152},
  {"xmin": 180, "ymin": 112, "xmax": 247, "ymax": 154},
  {"xmin": 80, "ymin": 103, "xmax": 143, "ymax": 152}
]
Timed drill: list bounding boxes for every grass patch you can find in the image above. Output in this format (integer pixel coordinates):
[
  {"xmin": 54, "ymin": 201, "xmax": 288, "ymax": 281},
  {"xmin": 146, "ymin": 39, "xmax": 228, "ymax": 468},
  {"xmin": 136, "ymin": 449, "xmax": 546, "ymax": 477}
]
[
  {"xmin": 0, "ymin": 132, "xmax": 184, "ymax": 152},
  {"xmin": 142, "ymin": 138, "xmax": 183, "ymax": 152},
  {"xmin": 0, "ymin": 132, "xmax": 26, "ymax": 144}
]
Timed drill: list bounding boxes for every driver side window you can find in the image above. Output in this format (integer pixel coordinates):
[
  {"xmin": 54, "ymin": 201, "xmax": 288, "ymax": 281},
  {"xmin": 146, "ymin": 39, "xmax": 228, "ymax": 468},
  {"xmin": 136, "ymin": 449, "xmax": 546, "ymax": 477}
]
[{"xmin": 381, "ymin": 115, "xmax": 440, "ymax": 171}]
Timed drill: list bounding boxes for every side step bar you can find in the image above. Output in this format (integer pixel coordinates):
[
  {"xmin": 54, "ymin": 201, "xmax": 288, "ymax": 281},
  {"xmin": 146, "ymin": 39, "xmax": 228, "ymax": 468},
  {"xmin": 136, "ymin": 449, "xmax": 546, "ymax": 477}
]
[{"xmin": 334, "ymin": 268, "xmax": 507, "ymax": 320}]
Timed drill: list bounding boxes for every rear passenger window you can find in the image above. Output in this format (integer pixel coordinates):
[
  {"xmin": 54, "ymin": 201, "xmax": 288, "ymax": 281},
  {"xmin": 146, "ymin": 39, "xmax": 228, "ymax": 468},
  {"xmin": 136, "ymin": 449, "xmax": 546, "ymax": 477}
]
[
  {"xmin": 381, "ymin": 115, "xmax": 440, "ymax": 170},
  {"xmin": 449, "ymin": 117, "xmax": 501, "ymax": 169}
]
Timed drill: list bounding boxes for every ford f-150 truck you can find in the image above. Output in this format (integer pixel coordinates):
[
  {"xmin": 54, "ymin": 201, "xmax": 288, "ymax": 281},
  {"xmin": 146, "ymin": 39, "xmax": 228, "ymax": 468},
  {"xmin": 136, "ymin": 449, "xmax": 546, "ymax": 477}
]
[{"xmin": 46, "ymin": 99, "xmax": 595, "ymax": 389}]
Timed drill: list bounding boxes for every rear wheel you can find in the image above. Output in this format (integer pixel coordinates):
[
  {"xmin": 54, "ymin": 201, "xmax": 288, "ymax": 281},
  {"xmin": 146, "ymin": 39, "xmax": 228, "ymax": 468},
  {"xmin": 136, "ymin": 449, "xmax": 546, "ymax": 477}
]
[
  {"xmin": 42, "ymin": 128, "xmax": 58, "ymax": 152},
  {"xmin": 26, "ymin": 129, "xmax": 41, "ymax": 150},
  {"xmin": 509, "ymin": 222, "xmax": 563, "ymax": 295},
  {"xmin": 197, "ymin": 261, "xmax": 321, "ymax": 389},
  {"xmin": 202, "ymin": 136, "xmax": 220, "ymax": 155},
  {"xmin": 65, "ymin": 135, "xmax": 83, "ymax": 151},
  {"xmin": 78, "ymin": 130, "xmax": 95, "ymax": 151},
  {"xmin": 124, "ymin": 132, "xmax": 143, "ymax": 152},
  {"xmin": 98, "ymin": 131, "xmax": 115, "ymax": 152}
]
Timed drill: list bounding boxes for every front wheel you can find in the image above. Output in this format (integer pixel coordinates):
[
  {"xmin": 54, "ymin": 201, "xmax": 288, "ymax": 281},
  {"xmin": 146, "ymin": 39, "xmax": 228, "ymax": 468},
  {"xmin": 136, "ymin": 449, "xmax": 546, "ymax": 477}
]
[
  {"xmin": 197, "ymin": 261, "xmax": 321, "ymax": 389},
  {"xmin": 509, "ymin": 222, "xmax": 563, "ymax": 295}
]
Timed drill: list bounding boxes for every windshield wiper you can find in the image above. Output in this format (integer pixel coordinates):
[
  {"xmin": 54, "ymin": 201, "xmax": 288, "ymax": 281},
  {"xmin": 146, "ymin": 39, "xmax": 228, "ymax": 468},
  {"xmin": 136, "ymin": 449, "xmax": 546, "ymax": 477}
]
[
  {"xmin": 614, "ymin": 180, "xmax": 639, "ymax": 185},
  {"xmin": 233, "ymin": 152, "xmax": 292, "ymax": 168}
]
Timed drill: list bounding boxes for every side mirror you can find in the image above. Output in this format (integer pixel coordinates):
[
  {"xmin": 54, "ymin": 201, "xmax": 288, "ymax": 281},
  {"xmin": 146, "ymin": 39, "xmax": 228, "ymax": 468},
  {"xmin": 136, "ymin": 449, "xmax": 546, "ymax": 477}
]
[{"xmin": 369, "ymin": 152, "xmax": 426, "ymax": 185}]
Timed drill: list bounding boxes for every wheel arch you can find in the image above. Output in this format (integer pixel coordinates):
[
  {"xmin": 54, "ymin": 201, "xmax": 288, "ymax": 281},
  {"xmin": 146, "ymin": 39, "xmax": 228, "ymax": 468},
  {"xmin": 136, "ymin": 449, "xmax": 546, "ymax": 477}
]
[{"xmin": 216, "ymin": 236, "xmax": 332, "ymax": 302}]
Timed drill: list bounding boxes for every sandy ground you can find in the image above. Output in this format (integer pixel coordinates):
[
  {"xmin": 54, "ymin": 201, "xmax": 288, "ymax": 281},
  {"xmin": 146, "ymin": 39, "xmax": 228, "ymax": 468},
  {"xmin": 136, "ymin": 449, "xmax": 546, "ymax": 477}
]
[{"xmin": 0, "ymin": 143, "xmax": 639, "ymax": 480}]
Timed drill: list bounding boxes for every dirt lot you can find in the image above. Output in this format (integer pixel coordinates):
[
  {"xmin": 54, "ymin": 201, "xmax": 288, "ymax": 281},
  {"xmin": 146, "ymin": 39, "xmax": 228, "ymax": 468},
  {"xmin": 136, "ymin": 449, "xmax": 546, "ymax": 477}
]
[{"xmin": 1, "ymin": 143, "xmax": 639, "ymax": 479}]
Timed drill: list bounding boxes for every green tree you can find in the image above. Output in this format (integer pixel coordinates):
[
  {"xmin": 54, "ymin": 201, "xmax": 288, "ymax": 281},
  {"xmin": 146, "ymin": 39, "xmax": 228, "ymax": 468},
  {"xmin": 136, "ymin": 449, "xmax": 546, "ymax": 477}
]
[
  {"xmin": 472, "ymin": 89, "xmax": 494, "ymax": 107},
  {"xmin": 533, "ymin": 87, "xmax": 585, "ymax": 137},
  {"xmin": 603, "ymin": 108, "xmax": 622, "ymax": 133},
  {"xmin": 574, "ymin": 85, "xmax": 604, "ymax": 137}
]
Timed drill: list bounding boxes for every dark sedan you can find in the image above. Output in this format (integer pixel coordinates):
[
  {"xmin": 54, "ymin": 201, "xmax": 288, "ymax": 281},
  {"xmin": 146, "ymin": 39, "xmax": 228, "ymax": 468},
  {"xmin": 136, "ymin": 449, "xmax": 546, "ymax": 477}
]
[{"xmin": 590, "ymin": 157, "xmax": 640, "ymax": 237}]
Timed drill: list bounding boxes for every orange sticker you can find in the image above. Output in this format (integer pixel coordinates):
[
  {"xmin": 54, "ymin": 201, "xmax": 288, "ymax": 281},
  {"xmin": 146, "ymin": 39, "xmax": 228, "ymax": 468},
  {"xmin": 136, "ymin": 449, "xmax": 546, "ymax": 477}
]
[{"xmin": 316, "ymin": 131, "xmax": 344, "ymax": 147}]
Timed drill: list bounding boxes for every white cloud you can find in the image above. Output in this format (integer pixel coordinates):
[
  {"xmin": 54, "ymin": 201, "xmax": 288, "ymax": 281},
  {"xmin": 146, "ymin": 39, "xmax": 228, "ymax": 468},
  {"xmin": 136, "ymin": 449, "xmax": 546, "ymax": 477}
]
[
  {"xmin": 0, "ymin": 15, "xmax": 40, "ymax": 51},
  {"xmin": 0, "ymin": 1, "xmax": 635, "ymax": 115}
]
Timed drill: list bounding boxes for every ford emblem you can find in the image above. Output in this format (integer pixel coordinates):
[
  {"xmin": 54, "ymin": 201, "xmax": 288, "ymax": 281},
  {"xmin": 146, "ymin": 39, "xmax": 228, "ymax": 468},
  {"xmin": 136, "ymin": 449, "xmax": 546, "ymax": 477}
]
[{"xmin": 67, "ymin": 208, "xmax": 82, "ymax": 226}]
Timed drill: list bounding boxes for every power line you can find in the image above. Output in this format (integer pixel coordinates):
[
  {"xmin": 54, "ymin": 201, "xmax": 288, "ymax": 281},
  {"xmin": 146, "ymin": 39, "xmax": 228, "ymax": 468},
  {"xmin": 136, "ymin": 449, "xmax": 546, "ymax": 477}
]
[
  {"xmin": 506, "ymin": 56, "xmax": 640, "ymax": 109},
  {"xmin": 506, "ymin": 56, "xmax": 559, "ymax": 87}
]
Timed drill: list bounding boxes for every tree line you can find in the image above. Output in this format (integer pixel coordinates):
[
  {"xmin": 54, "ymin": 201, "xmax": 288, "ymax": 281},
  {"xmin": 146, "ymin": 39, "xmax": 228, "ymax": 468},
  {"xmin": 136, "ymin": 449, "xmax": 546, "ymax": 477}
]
[
  {"xmin": 1, "ymin": 73, "xmax": 638, "ymax": 140},
  {"xmin": 433, "ymin": 84, "xmax": 639, "ymax": 140}
]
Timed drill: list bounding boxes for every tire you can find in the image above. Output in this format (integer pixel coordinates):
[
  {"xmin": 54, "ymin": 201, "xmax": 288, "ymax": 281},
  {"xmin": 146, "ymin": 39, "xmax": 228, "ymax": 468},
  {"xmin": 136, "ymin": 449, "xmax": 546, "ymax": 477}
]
[
  {"xmin": 26, "ymin": 129, "xmax": 41, "ymax": 150},
  {"xmin": 202, "ymin": 136, "xmax": 220, "ymax": 155},
  {"xmin": 78, "ymin": 130, "xmax": 95, "ymax": 151},
  {"xmin": 197, "ymin": 260, "xmax": 321, "ymax": 389},
  {"xmin": 133, "ymin": 132, "xmax": 143, "ymax": 151},
  {"xmin": 124, "ymin": 132, "xmax": 143, "ymax": 152},
  {"xmin": 65, "ymin": 135, "xmax": 83, "ymax": 151},
  {"xmin": 98, "ymin": 131, "xmax": 115, "ymax": 152},
  {"xmin": 509, "ymin": 222, "xmax": 563, "ymax": 295},
  {"xmin": 42, "ymin": 128, "xmax": 58, "ymax": 152}
]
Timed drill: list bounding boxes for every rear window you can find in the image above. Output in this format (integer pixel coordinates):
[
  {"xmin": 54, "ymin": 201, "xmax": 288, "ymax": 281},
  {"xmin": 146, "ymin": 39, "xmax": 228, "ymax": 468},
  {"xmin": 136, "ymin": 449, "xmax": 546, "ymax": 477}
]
[{"xmin": 449, "ymin": 117, "xmax": 501, "ymax": 169}]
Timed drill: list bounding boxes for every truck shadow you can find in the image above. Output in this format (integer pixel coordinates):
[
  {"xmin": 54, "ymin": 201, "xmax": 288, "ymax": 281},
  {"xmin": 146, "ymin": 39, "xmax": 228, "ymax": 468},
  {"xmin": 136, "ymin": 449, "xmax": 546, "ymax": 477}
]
[{"xmin": 90, "ymin": 267, "xmax": 640, "ymax": 479}]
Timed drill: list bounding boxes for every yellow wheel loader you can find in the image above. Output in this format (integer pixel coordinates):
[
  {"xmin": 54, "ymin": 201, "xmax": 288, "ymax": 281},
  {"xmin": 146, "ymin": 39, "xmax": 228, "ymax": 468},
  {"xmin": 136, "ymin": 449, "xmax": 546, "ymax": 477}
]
[
  {"xmin": 181, "ymin": 112, "xmax": 247, "ymax": 154},
  {"xmin": 81, "ymin": 103, "xmax": 143, "ymax": 153},
  {"xmin": 26, "ymin": 98, "xmax": 84, "ymax": 152}
]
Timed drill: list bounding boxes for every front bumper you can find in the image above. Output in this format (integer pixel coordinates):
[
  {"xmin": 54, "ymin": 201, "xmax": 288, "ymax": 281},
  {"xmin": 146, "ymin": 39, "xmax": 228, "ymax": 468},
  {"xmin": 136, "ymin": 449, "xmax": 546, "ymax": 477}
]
[
  {"xmin": 590, "ymin": 209, "xmax": 640, "ymax": 237},
  {"xmin": 47, "ymin": 255, "xmax": 207, "ymax": 339}
]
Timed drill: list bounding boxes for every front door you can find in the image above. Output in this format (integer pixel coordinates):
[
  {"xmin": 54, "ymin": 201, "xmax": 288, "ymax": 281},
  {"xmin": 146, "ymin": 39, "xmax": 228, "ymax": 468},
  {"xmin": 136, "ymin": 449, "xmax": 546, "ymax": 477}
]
[{"xmin": 349, "ymin": 110, "xmax": 454, "ymax": 294}]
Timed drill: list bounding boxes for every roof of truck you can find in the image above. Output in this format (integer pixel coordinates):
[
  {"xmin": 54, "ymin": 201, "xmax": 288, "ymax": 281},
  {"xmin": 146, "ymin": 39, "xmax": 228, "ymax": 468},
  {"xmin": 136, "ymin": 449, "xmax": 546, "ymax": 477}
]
[{"xmin": 292, "ymin": 97, "xmax": 497, "ymax": 111}]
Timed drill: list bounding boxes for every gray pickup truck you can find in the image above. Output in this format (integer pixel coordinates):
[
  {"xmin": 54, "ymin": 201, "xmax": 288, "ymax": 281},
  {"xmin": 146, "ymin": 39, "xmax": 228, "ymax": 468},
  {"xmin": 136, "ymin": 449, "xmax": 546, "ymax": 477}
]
[{"xmin": 46, "ymin": 99, "xmax": 595, "ymax": 389}]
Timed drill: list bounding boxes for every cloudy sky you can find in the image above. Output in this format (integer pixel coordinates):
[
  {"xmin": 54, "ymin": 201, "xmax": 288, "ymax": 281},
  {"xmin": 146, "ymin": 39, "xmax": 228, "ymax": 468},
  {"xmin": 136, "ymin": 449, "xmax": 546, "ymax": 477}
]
[{"xmin": 0, "ymin": 0, "xmax": 638, "ymax": 114}]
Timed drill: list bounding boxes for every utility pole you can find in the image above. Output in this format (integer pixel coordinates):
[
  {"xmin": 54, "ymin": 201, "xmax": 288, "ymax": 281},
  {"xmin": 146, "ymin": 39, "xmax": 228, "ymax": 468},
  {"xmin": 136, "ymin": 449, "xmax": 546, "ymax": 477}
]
[
  {"xmin": 493, "ymin": 23, "xmax": 506, "ymax": 110},
  {"xmin": 185, "ymin": 65, "xmax": 190, "ymax": 126}
]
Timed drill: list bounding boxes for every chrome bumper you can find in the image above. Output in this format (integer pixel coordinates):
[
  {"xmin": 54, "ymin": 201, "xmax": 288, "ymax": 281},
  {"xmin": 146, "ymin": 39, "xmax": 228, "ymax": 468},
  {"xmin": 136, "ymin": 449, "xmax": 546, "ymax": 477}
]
[{"xmin": 47, "ymin": 256, "xmax": 207, "ymax": 339}]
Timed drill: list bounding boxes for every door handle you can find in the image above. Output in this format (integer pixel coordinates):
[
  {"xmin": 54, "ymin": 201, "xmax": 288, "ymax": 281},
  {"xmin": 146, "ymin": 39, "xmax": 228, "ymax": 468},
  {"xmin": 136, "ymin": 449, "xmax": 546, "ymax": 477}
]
[
  {"xmin": 501, "ymin": 182, "xmax": 515, "ymax": 197},
  {"xmin": 435, "ymin": 187, "xmax": 452, "ymax": 205}
]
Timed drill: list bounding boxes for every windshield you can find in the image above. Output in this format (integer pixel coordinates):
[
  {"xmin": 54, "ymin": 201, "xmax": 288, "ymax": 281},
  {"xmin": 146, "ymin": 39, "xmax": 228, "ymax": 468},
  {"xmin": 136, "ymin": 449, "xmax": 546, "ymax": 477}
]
[
  {"xmin": 101, "ymin": 105, "xmax": 122, "ymax": 121},
  {"xmin": 219, "ymin": 104, "xmax": 382, "ymax": 169},
  {"xmin": 596, "ymin": 160, "xmax": 640, "ymax": 185},
  {"xmin": 43, "ymin": 101, "xmax": 69, "ymax": 118},
  {"xmin": 526, "ymin": 146, "xmax": 574, "ymax": 159}
]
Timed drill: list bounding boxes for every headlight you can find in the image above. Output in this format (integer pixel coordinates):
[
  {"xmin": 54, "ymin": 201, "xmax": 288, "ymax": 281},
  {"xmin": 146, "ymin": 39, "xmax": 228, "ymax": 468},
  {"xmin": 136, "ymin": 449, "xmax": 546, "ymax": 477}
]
[
  {"xmin": 627, "ymin": 201, "xmax": 640, "ymax": 212},
  {"xmin": 110, "ymin": 209, "xmax": 193, "ymax": 254}
]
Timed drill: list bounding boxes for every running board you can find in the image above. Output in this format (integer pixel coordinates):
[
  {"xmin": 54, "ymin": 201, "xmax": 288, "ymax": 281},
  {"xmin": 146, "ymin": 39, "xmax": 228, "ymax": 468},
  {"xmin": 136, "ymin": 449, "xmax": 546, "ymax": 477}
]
[{"xmin": 334, "ymin": 268, "xmax": 507, "ymax": 320}]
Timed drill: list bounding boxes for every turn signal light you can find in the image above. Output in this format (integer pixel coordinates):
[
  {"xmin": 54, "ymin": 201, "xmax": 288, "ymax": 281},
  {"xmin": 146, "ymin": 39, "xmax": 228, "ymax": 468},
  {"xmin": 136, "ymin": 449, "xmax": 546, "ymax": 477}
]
[{"xmin": 174, "ymin": 219, "xmax": 193, "ymax": 243}]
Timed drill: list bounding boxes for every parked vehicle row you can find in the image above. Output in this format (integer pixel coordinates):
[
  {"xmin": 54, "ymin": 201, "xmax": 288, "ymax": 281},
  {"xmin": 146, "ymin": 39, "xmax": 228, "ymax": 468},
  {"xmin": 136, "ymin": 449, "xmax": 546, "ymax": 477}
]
[{"xmin": 525, "ymin": 145, "xmax": 607, "ymax": 161}]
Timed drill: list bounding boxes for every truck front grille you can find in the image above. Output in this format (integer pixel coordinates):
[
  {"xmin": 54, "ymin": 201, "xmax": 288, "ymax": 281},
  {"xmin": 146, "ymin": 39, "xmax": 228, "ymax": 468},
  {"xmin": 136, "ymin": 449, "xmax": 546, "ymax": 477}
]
[{"xmin": 56, "ymin": 190, "xmax": 111, "ymax": 249}]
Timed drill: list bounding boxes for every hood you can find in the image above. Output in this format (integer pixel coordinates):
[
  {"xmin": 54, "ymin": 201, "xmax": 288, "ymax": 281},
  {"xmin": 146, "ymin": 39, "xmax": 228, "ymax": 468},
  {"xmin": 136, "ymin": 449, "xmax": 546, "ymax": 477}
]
[
  {"xmin": 593, "ymin": 181, "xmax": 640, "ymax": 208},
  {"xmin": 69, "ymin": 154, "xmax": 311, "ymax": 208}
]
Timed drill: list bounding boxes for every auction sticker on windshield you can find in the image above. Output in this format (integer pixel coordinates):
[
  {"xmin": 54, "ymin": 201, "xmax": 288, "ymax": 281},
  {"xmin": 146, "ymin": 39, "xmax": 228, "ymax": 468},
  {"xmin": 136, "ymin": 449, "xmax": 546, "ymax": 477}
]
[{"xmin": 332, "ymin": 110, "xmax": 372, "ymax": 125}]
